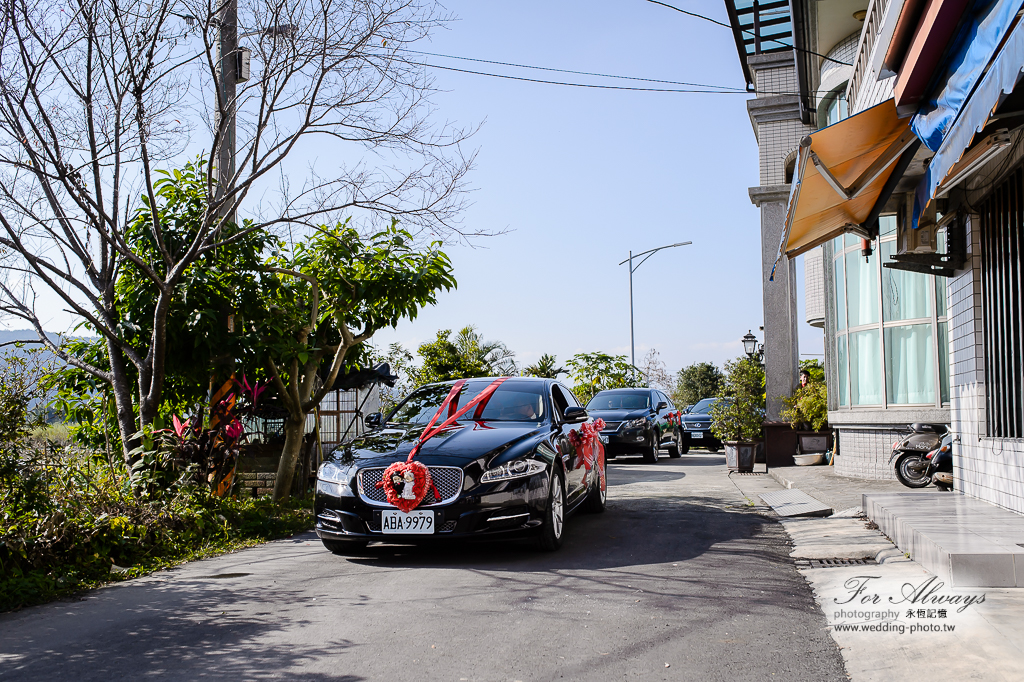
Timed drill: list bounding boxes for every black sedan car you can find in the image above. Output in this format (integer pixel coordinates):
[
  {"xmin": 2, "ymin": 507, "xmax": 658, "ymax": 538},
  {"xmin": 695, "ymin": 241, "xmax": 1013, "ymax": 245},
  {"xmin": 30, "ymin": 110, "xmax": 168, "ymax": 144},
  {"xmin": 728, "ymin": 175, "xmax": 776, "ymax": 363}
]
[
  {"xmin": 585, "ymin": 388, "xmax": 682, "ymax": 462},
  {"xmin": 314, "ymin": 377, "xmax": 607, "ymax": 554},
  {"xmin": 680, "ymin": 397, "xmax": 724, "ymax": 452}
]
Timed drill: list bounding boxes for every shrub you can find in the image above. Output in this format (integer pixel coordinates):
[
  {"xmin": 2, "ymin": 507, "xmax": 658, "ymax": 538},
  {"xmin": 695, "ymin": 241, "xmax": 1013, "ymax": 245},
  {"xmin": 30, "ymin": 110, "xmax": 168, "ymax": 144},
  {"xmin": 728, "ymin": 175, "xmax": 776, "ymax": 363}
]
[
  {"xmin": 781, "ymin": 381, "xmax": 828, "ymax": 431},
  {"xmin": 710, "ymin": 357, "xmax": 766, "ymax": 442}
]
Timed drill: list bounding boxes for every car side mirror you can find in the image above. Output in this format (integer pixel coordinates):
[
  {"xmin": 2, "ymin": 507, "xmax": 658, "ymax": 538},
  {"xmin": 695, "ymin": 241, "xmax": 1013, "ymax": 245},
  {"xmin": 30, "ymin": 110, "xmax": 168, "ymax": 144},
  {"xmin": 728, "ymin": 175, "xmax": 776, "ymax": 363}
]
[
  {"xmin": 657, "ymin": 401, "xmax": 668, "ymax": 411},
  {"xmin": 364, "ymin": 412, "xmax": 383, "ymax": 428},
  {"xmin": 563, "ymin": 406, "xmax": 588, "ymax": 423}
]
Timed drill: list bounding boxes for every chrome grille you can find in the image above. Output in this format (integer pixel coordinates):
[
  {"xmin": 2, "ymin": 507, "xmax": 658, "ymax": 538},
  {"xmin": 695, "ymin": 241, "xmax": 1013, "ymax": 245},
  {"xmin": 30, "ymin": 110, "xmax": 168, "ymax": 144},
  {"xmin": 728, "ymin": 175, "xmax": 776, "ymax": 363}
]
[
  {"xmin": 601, "ymin": 421, "xmax": 620, "ymax": 432},
  {"xmin": 357, "ymin": 466, "xmax": 464, "ymax": 507}
]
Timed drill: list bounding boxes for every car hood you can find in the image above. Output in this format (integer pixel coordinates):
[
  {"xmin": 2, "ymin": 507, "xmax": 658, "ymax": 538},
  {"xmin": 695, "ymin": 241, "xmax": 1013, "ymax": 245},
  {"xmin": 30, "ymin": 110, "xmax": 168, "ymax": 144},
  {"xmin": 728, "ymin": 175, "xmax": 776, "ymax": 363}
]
[
  {"xmin": 682, "ymin": 413, "xmax": 713, "ymax": 424},
  {"xmin": 329, "ymin": 421, "xmax": 550, "ymax": 468},
  {"xmin": 587, "ymin": 409, "xmax": 649, "ymax": 422}
]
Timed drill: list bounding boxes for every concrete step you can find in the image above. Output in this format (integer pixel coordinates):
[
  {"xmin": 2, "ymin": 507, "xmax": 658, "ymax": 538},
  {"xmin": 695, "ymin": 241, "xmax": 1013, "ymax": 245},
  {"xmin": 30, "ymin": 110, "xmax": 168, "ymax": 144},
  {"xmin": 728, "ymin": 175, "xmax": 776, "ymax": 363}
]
[
  {"xmin": 759, "ymin": 489, "xmax": 833, "ymax": 517},
  {"xmin": 864, "ymin": 492, "xmax": 1024, "ymax": 587}
]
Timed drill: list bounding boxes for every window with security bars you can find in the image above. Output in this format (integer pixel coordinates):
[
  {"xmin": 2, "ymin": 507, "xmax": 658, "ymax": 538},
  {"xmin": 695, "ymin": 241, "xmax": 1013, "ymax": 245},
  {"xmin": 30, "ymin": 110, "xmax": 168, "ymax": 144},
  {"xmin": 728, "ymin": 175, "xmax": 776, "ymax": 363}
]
[{"xmin": 980, "ymin": 164, "xmax": 1024, "ymax": 438}]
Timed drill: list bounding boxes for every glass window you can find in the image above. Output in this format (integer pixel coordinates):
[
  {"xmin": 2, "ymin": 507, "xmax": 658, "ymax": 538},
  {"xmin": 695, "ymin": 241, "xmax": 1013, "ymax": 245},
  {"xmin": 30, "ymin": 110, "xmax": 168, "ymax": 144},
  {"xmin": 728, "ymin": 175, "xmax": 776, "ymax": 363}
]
[
  {"xmin": 587, "ymin": 391, "xmax": 649, "ymax": 410},
  {"xmin": 881, "ymin": 241, "xmax": 931, "ymax": 321},
  {"xmin": 850, "ymin": 329, "xmax": 882, "ymax": 405},
  {"xmin": 846, "ymin": 248, "xmax": 879, "ymax": 327},
  {"xmin": 935, "ymin": 276, "xmax": 947, "ymax": 318},
  {"xmin": 837, "ymin": 335, "xmax": 849, "ymax": 407},
  {"xmin": 845, "ymin": 232, "xmax": 860, "ymax": 248},
  {"xmin": 825, "ymin": 91, "xmax": 849, "ymax": 126},
  {"xmin": 832, "ymin": 235, "xmax": 844, "ymax": 254},
  {"xmin": 834, "ymin": 254, "xmax": 846, "ymax": 330},
  {"xmin": 884, "ymin": 324, "xmax": 935, "ymax": 404},
  {"xmin": 938, "ymin": 321, "xmax": 950, "ymax": 404},
  {"xmin": 879, "ymin": 215, "xmax": 897, "ymax": 237}
]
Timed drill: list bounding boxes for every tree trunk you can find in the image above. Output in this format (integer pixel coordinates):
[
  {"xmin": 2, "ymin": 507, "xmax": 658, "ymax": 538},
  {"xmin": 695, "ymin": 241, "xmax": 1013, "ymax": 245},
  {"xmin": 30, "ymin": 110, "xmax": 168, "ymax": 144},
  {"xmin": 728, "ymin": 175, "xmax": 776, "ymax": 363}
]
[
  {"xmin": 272, "ymin": 415, "xmax": 307, "ymax": 502},
  {"xmin": 106, "ymin": 336, "xmax": 141, "ymax": 466}
]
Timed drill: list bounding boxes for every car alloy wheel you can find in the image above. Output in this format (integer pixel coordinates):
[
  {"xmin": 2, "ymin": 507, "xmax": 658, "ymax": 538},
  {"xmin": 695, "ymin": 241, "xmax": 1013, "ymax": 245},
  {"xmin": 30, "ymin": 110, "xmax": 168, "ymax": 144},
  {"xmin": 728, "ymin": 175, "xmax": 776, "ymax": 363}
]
[{"xmin": 538, "ymin": 471, "xmax": 565, "ymax": 550}]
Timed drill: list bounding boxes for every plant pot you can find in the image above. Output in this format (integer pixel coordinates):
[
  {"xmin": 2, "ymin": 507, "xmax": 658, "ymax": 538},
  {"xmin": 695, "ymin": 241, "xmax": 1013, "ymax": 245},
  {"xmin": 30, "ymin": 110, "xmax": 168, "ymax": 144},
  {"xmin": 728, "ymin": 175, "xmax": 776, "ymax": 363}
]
[{"xmin": 724, "ymin": 441, "xmax": 757, "ymax": 472}]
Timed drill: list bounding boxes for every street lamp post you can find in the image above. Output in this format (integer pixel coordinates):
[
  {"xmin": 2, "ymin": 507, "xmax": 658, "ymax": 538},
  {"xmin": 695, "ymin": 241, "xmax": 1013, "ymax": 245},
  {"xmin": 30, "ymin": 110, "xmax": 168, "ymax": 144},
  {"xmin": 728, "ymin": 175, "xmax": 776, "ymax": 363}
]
[
  {"xmin": 618, "ymin": 241, "xmax": 692, "ymax": 371},
  {"xmin": 742, "ymin": 329, "xmax": 765, "ymax": 364}
]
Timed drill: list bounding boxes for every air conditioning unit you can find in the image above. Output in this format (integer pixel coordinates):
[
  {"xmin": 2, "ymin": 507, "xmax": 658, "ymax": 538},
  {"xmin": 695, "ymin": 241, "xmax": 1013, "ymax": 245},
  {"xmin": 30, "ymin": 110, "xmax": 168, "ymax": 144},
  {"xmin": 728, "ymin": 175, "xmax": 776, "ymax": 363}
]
[{"xmin": 897, "ymin": 193, "xmax": 938, "ymax": 254}]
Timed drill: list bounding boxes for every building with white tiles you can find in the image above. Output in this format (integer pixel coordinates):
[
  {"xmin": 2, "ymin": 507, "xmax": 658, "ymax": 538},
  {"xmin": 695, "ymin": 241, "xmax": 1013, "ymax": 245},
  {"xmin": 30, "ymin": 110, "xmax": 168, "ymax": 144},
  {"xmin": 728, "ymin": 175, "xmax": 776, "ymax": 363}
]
[{"xmin": 726, "ymin": 0, "xmax": 1024, "ymax": 515}]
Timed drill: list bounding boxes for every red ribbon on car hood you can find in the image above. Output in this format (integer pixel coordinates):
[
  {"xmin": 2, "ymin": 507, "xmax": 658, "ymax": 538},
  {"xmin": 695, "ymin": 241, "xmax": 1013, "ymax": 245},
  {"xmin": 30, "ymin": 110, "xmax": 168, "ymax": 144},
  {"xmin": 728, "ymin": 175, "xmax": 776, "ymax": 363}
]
[{"xmin": 405, "ymin": 377, "xmax": 509, "ymax": 462}]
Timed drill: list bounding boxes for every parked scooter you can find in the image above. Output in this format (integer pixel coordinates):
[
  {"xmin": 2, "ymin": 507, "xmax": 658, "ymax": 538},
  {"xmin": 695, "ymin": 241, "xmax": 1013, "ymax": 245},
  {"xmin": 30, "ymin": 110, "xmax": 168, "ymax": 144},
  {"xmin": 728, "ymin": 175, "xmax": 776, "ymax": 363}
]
[
  {"xmin": 890, "ymin": 423, "xmax": 948, "ymax": 488},
  {"xmin": 925, "ymin": 433, "xmax": 954, "ymax": 491}
]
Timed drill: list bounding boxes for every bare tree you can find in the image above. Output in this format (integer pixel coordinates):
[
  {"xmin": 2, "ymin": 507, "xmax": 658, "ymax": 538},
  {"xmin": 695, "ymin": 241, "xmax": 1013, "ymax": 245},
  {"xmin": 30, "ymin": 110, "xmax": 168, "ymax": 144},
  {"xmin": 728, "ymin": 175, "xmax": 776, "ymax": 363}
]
[{"xmin": 0, "ymin": 0, "xmax": 473, "ymax": 462}]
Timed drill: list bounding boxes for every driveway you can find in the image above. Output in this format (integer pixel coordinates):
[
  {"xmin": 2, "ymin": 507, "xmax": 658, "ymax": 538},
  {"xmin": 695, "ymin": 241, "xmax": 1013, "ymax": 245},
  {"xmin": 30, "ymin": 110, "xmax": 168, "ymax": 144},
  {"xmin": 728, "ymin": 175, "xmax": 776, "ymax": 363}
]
[{"xmin": 0, "ymin": 454, "xmax": 845, "ymax": 681}]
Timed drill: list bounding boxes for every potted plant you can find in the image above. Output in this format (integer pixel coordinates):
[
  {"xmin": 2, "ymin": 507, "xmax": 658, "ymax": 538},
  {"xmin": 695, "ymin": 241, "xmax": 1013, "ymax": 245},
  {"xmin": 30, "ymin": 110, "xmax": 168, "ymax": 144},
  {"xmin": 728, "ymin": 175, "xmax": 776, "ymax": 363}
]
[
  {"xmin": 781, "ymin": 363, "xmax": 831, "ymax": 464},
  {"xmin": 710, "ymin": 357, "xmax": 766, "ymax": 472}
]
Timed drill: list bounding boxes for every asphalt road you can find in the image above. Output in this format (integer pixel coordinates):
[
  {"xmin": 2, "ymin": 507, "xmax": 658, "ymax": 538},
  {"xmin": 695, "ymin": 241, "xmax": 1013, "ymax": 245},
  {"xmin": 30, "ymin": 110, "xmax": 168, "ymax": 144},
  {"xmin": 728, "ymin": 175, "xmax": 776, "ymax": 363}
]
[{"xmin": 0, "ymin": 453, "xmax": 846, "ymax": 681}]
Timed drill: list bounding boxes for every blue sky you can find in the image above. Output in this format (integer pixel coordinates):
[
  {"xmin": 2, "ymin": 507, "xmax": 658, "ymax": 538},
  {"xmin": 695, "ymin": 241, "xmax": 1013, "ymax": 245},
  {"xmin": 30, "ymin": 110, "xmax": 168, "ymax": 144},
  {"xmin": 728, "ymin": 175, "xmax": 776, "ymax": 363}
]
[
  {"xmin": 366, "ymin": 0, "xmax": 825, "ymax": 374},
  {"xmin": 13, "ymin": 0, "xmax": 825, "ymax": 376}
]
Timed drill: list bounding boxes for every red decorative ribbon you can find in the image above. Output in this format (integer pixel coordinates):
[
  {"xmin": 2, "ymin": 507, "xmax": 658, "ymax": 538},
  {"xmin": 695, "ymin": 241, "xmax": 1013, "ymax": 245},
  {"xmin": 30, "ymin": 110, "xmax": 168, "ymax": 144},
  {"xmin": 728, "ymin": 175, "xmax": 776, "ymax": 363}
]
[
  {"xmin": 405, "ymin": 377, "xmax": 509, "ymax": 463},
  {"xmin": 569, "ymin": 418, "xmax": 606, "ymax": 472},
  {"xmin": 375, "ymin": 377, "xmax": 509, "ymax": 512}
]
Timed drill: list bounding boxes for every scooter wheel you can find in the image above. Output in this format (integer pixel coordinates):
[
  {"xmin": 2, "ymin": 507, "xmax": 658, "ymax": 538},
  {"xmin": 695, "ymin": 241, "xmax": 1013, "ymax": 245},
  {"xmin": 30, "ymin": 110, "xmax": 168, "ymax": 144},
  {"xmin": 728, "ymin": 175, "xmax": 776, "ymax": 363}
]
[{"xmin": 894, "ymin": 453, "xmax": 932, "ymax": 488}]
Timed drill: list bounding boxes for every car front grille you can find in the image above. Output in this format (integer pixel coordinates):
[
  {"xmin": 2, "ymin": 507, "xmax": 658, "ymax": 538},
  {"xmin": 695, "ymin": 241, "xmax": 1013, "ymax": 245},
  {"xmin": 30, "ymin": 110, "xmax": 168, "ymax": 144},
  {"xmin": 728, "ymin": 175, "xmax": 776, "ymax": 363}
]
[
  {"xmin": 601, "ymin": 421, "xmax": 621, "ymax": 432},
  {"xmin": 357, "ymin": 466, "xmax": 464, "ymax": 507},
  {"xmin": 685, "ymin": 422, "xmax": 707, "ymax": 430}
]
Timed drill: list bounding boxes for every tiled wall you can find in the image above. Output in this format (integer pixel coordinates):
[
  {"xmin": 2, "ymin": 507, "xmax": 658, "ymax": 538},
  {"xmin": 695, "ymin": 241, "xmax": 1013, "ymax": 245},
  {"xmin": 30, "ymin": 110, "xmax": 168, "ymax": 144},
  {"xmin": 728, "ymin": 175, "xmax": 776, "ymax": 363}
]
[
  {"xmin": 804, "ymin": 246, "xmax": 825, "ymax": 326},
  {"xmin": 948, "ymin": 213, "xmax": 1024, "ymax": 514},
  {"xmin": 758, "ymin": 118, "xmax": 808, "ymax": 185},
  {"xmin": 753, "ymin": 65, "xmax": 798, "ymax": 99},
  {"xmin": 833, "ymin": 427, "xmax": 901, "ymax": 480}
]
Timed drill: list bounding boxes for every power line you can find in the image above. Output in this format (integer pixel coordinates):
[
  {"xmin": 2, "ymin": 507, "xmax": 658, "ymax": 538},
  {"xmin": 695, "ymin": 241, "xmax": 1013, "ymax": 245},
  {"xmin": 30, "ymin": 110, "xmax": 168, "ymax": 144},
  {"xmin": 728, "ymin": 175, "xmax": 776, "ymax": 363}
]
[
  {"xmin": 402, "ymin": 48, "xmax": 749, "ymax": 92},
  {"xmin": 422, "ymin": 62, "xmax": 766, "ymax": 93},
  {"xmin": 644, "ymin": 0, "xmax": 852, "ymax": 67}
]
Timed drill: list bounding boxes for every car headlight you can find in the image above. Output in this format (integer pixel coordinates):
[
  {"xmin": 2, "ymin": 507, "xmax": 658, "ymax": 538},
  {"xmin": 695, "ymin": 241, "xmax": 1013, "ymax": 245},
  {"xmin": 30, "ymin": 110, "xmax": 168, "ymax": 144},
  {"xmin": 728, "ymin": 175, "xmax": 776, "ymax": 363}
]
[
  {"xmin": 481, "ymin": 458, "xmax": 547, "ymax": 483},
  {"xmin": 317, "ymin": 462, "xmax": 355, "ymax": 497},
  {"xmin": 318, "ymin": 461, "xmax": 350, "ymax": 483},
  {"xmin": 623, "ymin": 418, "xmax": 647, "ymax": 429}
]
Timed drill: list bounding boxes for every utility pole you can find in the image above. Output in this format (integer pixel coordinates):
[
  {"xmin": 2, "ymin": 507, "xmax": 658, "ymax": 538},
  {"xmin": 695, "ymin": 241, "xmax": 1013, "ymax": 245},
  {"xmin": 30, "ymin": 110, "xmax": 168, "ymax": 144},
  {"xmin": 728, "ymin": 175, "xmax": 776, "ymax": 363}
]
[
  {"xmin": 619, "ymin": 241, "xmax": 692, "ymax": 380},
  {"xmin": 215, "ymin": 0, "xmax": 238, "ymax": 225}
]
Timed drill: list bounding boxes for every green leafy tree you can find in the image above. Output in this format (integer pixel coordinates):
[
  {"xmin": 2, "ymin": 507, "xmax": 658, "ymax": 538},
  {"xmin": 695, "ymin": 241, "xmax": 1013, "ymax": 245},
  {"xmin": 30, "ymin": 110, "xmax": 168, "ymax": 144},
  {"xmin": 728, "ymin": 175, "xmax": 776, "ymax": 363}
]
[
  {"xmin": 413, "ymin": 329, "xmax": 487, "ymax": 386},
  {"xmin": 412, "ymin": 326, "xmax": 516, "ymax": 386},
  {"xmin": 259, "ymin": 220, "xmax": 455, "ymax": 501},
  {"xmin": 524, "ymin": 354, "xmax": 565, "ymax": 378},
  {"xmin": 710, "ymin": 357, "xmax": 766, "ymax": 442},
  {"xmin": 565, "ymin": 352, "xmax": 641, "ymax": 405},
  {"xmin": 672, "ymin": 362, "xmax": 724, "ymax": 407},
  {"xmin": 370, "ymin": 342, "xmax": 416, "ymax": 414},
  {"xmin": 44, "ymin": 160, "xmax": 272, "ymax": 462}
]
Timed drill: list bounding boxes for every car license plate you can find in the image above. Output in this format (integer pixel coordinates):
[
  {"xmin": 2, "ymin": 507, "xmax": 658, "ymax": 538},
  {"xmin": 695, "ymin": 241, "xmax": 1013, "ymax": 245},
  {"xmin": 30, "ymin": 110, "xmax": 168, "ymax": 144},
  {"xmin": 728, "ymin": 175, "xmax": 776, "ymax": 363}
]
[
  {"xmin": 691, "ymin": 431, "xmax": 703, "ymax": 439},
  {"xmin": 381, "ymin": 510, "xmax": 435, "ymax": 534}
]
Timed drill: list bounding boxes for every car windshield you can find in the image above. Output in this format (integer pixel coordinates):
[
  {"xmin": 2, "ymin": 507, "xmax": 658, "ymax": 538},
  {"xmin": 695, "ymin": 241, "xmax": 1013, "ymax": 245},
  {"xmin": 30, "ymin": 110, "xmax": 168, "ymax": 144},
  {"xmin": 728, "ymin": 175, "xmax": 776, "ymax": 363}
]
[
  {"xmin": 586, "ymin": 392, "xmax": 650, "ymax": 410},
  {"xmin": 388, "ymin": 381, "xmax": 547, "ymax": 424},
  {"xmin": 689, "ymin": 398, "xmax": 718, "ymax": 414}
]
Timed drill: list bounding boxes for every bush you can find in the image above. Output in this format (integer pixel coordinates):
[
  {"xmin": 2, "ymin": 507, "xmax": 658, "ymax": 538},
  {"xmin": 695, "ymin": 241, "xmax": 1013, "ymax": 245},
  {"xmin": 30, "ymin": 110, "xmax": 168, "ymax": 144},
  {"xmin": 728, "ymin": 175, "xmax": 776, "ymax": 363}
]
[
  {"xmin": 709, "ymin": 357, "xmax": 766, "ymax": 442},
  {"xmin": 0, "ymin": 357, "xmax": 311, "ymax": 612},
  {"xmin": 781, "ymin": 381, "xmax": 828, "ymax": 431}
]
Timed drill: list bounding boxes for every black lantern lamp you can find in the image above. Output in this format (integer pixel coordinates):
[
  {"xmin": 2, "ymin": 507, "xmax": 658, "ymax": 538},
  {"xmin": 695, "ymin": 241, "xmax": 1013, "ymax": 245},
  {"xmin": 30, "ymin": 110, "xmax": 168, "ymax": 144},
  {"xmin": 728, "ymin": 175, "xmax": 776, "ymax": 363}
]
[{"xmin": 742, "ymin": 330, "xmax": 764, "ymax": 363}]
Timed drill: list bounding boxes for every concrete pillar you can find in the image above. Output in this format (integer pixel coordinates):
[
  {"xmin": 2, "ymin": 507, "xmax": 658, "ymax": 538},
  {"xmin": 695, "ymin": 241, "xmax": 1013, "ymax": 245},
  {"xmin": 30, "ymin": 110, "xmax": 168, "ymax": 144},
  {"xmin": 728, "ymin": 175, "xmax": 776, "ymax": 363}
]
[
  {"xmin": 744, "ymin": 51, "xmax": 813, "ymax": 421},
  {"xmin": 750, "ymin": 187, "xmax": 800, "ymax": 419}
]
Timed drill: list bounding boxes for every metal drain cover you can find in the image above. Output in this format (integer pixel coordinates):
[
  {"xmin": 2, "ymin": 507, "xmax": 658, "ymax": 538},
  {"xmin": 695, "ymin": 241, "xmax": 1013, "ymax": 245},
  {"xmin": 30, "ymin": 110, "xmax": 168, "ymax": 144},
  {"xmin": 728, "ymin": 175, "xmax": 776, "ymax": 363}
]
[{"xmin": 795, "ymin": 558, "xmax": 877, "ymax": 569}]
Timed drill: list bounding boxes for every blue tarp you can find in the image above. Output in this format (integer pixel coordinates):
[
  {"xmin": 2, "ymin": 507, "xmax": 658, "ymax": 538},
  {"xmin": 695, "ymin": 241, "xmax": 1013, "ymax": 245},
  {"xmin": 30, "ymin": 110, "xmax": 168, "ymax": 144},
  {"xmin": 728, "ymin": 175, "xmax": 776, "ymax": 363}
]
[
  {"xmin": 913, "ymin": 12, "xmax": 1024, "ymax": 226},
  {"xmin": 911, "ymin": 0, "xmax": 1024, "ymax": 151}
]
